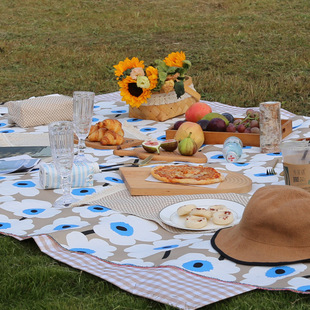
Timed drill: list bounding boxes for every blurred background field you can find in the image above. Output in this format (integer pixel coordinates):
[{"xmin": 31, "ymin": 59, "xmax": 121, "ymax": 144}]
[
  {"xmin": 0, "ymin": 0, "xmax": 310, "ymax": 309},
  {"xmin": 1, "ymin": 0, "xmax": 309, "ymax": 115}
]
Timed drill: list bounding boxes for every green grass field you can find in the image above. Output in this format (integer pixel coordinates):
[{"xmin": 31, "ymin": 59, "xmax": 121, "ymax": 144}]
[{"xmin": 1, "ymin": 0, "xmax": 310, "ymax": 309}]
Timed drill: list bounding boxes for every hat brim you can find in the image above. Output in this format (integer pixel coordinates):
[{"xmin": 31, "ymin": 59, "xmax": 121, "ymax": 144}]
[{"xmin": 211, "ymin": 226, "xmax": 310, "ymax": 266}]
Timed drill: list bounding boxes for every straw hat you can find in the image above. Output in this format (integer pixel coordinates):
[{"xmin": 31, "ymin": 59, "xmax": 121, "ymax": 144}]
[{"xmin": 211, "ymin": 185, "xmax": 310, "ymax": 266}]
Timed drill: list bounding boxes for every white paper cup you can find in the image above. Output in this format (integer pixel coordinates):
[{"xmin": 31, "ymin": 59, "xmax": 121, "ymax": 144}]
[{"xmin": 281, "ymin": 141, "xmax": 310, "ymax": 190}]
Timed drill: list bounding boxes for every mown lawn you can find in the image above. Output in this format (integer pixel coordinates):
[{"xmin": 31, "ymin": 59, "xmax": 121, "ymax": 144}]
[{"xmin": 0, "ymin": 0, "xmax": 310, "ymax": 309}]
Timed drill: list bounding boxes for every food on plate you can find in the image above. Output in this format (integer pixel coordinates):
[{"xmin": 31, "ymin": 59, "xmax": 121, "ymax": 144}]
[
  {"xmin": 185, "ymin": 215, "xmax": 208, "ymax": 229},
  {"xmin": 189, "ymin": 207, "xmax": 212, "ymax": 219},
  {"xmin": 150, "ymin": 164, "xmax": 225, "ymax": 185},
  {"xmin": 88, "ymin": 119, "xmax": 124, "ymax": 146},
  {"xmin": 160, "ymin": 139, "xmax": 178, "ymax": 152},
  {"xmin": 208, "ymin": 205, "xmax": 228, "ymax": 213},
  {"xmin": 185, "ymin": 102, "xmax": 212, "ymax": 123},
  {"xmin": 212, "ymin": 210, "xmax": 234, "ymax": 225},
  {"xmin": 174, "ymin": 121, "xmax": 205, "ymax": 149},
  {"xmin": 142, "ymin": 141, "xmax": 161, "ymax": 154},
  {"xmin": 177, "ymin": 204, "xmax": 197, "ymax": 216},
  {"xmin": 206, "ymin": 118, "xmax": 227, "ymax": 132},
  {"xmin": 177, "ymin": 133, "xmax": 198, "ymax": 156},
  {"xmin": 202, "ymin": 112, "xmax": 229, "ymax": 126}
]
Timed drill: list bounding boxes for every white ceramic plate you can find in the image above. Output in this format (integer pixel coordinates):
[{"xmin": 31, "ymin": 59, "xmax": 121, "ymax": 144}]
[{"xmin": 159, "ymin": 199, "xmax": 245, "ymax": 231}]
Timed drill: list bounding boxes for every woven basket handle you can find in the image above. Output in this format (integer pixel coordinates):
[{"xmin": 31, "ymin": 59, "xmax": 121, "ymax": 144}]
[{"xmin": 184, "ymin": 84, "xmax": 201, "ymax": 102}]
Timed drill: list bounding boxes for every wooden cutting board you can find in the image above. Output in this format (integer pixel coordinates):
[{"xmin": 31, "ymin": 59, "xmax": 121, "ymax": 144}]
[
  {"xmin": 120, "ymin": 167, "xmax": 252, "ymax": 195},
  {"xmin": 113, "ymin": 148, "xmax": 207, "ymax": 163},
  {"xmin": 74, "ymin": 137, "xmax": 143, "ymax": 150}
]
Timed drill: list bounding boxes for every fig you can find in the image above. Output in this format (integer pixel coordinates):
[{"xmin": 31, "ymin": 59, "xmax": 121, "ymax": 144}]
[
  {"xmin": 160, "ymin": 139, "xmax": 178, "ymax": 152},
  {"xmin": 197, "ymin": 119, "xmax": 210, "ymax": 131},
  {"xmin": 142, "ymin": 141, "xmax": 160, "ymax": 154},
  {"xmin": 206, "ymin": 118, "xmax": 227, "ymax": 132},
  {"xmin": 173, "ymin": 120, "xmax": 186, "ymax": 130},
  {"xmin": 202, "ymin": 112, "xmax": 229, "ymax": 126},
  {"xmin": 178, "ymin": 132, "xmax": 198, "ymax": 156}
]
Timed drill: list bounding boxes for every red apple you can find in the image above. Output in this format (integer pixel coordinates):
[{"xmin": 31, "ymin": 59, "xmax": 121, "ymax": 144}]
[{"xmin": 185, "ymin": 102, "xmax": 212, "ymax": 123}]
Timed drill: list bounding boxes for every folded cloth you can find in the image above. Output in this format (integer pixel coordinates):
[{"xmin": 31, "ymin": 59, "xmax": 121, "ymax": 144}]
[
  {"xmin": 7, "ymin": 94, "xmax": 73, "ymax": 127},
  {"xmin": 39, "ymin": 161, "xmax": 100, "ymax": 189}
]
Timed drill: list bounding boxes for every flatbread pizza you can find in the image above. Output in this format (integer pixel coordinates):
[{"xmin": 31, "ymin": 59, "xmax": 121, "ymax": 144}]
[{"xmin": 150, "ymin": 164, "xmax": 225, "ymax": 185}]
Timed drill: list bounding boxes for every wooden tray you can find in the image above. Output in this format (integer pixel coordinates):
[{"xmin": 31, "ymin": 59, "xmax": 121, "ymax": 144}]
[
  {"xmin": 74, "ymin": 137, "xmax": 143, "ymax": 150},
  {"xmin": 166, "ymin": 119, "xmax": 292, "ymax": 147},
  {"xmin": 113, "ymin": 147, "xmax": 207, "ymax": 163},
  {"xmin": 120, "ymin": 167, "xmax": 252, "ymax": 196}
]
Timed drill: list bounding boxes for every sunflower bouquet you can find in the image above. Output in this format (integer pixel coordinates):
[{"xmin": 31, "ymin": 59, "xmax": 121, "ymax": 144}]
[{"xmin": 114, "ymin": 51, "xmax": 192, "ymax": 108}]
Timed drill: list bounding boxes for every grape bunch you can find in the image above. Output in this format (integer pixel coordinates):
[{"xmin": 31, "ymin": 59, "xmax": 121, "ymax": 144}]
[{"xmin": 226, "ymin": 109, "xmax": 260, "ymax": 133}]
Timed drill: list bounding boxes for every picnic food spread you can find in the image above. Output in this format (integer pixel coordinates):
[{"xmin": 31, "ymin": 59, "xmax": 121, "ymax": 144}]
[
  {"xmin": 150, "ymin": 164, "xmax": 225, "ymax": 185},
  {"xmin": 88, "ymin": 119, "xmax": 124, "ymax": 145},
  {"xmin": 176, "ymin": 203, "xmax": 234, "ymax": 229}
]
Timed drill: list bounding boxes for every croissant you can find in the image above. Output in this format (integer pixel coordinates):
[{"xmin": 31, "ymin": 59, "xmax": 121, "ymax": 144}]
[
  {"xmin": 88, "ymin": 128, "xmax": 108, "ymax": 142},
  {"xmin": 89, "ymin": 123, "xmax": 100, "ymax": 136},
  {"xmin": 98, "ymin": 119, "xmax": 124, "ymax": 136},
  {"xmin": 100, "ymin": 130, "xmax": 124, "ymax": 146}
]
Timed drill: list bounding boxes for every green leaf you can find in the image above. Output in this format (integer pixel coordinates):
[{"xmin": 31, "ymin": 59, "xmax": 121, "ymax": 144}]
[{"xmin": 174, "ymin": 81, "xmax": 185, "ymax": 99}]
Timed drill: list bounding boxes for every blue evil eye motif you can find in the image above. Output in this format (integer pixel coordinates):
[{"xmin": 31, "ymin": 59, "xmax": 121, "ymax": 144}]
[
  {"xmin": 111, "ymin": 109, "xmax": 127, "ymax": 114},
  {"xmin": 140, "ymin": 127, "xmax": 157, "ymax": 132},
  {"xmin": 157, "ymin": 135, "xmax": 167, "ymax": 141},
  {"xmin": 266, "ymin": 152, "xmax": 282, "ymax": 157},
  {"xmin": 182, "ymin": 260, "xmax": 214, "ymax": 272},
  {"xmin": 92, "ymin": 117, "xmax": 99, "ymax": 123},
  {"xmin": 234, "ymin": 162, "xmax": 250, "ymax": 167},
  {"xmin": 297, "ymin": 285, "xmax": 310, "ymax": 292},
  {"xmin": 72, "ymin": 188, "xmax": 96, "ymax": 196},
  {"xmin": 13, "ymin": 181, "xmax": 36, "ymax": 188},
  {"xmin": 265, "ymin": 266, "xmax": 295, "ymax": 278},
  {"xmin": 0, "ymin": 129, "xmax": 14, "ymax": 133},
  {"xmin": 54, "ymin": 224, "xmax": 79, "ymax": 231},
  {"xmin": 154, "ymin": 244, "xmax": 179, "ymax": 251},
  {"xmin": 69, "ymin": 248, "xmax": 96, "ymax": 255},
  {"xmin": 0, "ymin": 222, "xmax": 11, "ymax": 229},
  {"xmin": 23, "ymin": 208, "xmax": 45, "ymax": 216},
  {"xmin": 110, "ymin": 222, "xmax": 134, "ymax": 236},
  {"xmin": 127, "ymin": 118, "xmax": 142, "ymax": 123},
  {"xmin": 0, "ymin": 122, "xmax": 7, "ymax": 127},
  {"xmin": 211, "ymin": 154, "xmax": 224, "ymax": 160},
  {"xmin": 87, "ymin": 205, "xmax": 111, "ymax": 213},
  {"xmin": 105, "ymin": 177, "xmax": 124, "ymax": 184}
]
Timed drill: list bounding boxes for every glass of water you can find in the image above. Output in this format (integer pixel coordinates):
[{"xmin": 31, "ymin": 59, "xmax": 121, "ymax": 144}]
[
  {"xmin": 73, "ymin": 91, "xmax": 95, "ymax": 162},
  {"xmin": 48, "ymin": 121, "xmax": 77, "ymax": 208}
]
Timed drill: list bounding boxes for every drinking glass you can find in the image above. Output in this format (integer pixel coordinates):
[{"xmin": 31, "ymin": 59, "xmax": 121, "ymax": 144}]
[
  {"xmin": 48, "ymin": 121, "xmax": 77, "ymax": 208},
  {"xmin": 73, "ymin": 91, "xmax": 95, "ymax": 162}
]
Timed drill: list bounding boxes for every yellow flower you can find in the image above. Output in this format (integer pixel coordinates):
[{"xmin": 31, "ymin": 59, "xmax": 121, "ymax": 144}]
[
  {"xmin": 118, "ymin": 76, "xmax": 151, "ymax": 108},
  {"xmin": 114, "ymin": 57, "xmax": 144, "ymax": 79},
  {"xmin": 145, "ymin": 66, "xmax": 158, "ymax": 90},
  {"xmin": 161, "ymin": 80, "xmax": 174, "ymax": 93},
  {"xmin": 164, "ymin": 51, "xmax": 186, "ymax": 67}
]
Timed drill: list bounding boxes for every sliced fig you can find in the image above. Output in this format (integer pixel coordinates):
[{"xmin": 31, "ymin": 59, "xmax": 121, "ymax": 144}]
[
  {"xmin": 160, "ymin": 139, "xmax": 178, "ymax": 152},
  {"xmin": 142, "ymin": 141, "xmax": 160, "ymax": 154}
]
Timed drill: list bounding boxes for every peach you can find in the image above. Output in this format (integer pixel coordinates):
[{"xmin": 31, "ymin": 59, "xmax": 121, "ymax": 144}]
[{"xmin": 185, "ymin": 102, "xmax": 212, "ymax": 123}]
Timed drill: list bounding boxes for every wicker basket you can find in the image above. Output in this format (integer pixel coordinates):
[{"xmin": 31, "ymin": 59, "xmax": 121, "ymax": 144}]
[{"xmin": 129, "ymin": 76, "xmax": 200, "ymax": 122}]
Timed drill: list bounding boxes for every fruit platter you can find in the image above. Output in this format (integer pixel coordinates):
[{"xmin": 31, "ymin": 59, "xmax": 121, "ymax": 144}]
[{"xmin": 166, "ymin": 103, "xmax": 292, "ymax": 147}]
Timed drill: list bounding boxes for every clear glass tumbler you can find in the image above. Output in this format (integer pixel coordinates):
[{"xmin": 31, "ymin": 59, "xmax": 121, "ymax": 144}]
[
  {"xmin": 73, "ymin": 91, "xmax": 95, "ymax": 162},
  {"xmin": 48, "ymin": 121, "xmax": 77, "ymax": 208}
]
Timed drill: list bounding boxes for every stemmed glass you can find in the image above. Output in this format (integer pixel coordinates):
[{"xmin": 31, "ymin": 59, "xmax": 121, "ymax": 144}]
[
  {"xmin": 48, "ymin": 121, "xmax": 77, "ymax": 208},
  {"xmin": 73, "ymin": 91, "xmax": 95, "ymax": 162}
]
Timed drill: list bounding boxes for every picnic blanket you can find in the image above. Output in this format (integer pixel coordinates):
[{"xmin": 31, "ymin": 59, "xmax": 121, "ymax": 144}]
[{"xmin": 0, "ymin": 93, "xmax": 309, "ymax": 309}]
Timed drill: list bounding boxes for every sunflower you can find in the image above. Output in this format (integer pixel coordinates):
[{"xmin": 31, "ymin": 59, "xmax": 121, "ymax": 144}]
[
  {"xmin": 164, "ymin": 51, "xmax": 186, "ymax": 67},
  {"xmin": 118, "ymin": 76, "xmax": 151, "ymax": 108},
  {"xmin": 114, "ymin": 57, "xmax": 144, "ymax": 79}
]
